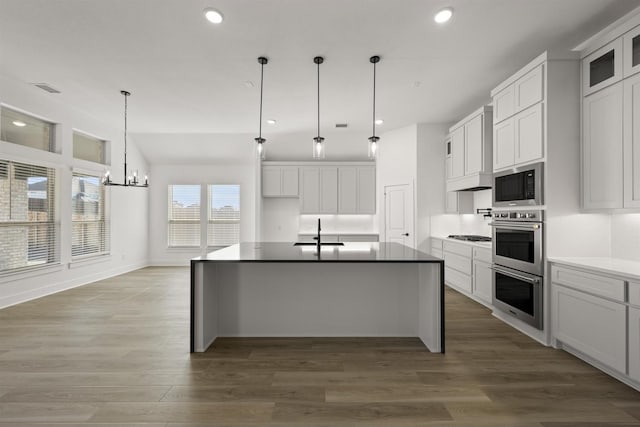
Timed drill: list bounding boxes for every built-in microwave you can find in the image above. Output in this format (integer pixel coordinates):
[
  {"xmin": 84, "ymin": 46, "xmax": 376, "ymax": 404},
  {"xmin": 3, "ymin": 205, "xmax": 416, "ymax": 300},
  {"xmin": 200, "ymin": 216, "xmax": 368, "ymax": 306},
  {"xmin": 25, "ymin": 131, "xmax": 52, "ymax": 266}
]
[{"xmin": 493, "ymin": 162, "xmax": 543, "ymax": 207}]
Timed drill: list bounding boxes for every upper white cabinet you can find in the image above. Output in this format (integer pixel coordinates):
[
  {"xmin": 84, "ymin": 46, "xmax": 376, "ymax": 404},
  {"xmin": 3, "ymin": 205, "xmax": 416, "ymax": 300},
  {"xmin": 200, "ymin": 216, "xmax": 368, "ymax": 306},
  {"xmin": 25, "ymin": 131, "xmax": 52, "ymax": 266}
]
[
  {"xmin": 445, "ymin": 191, "xmax": 473, "ymax": 214},
  {"xmin": 491, "ymin": 63, "xmax": 545, "ymax": 171},
  {"xmin": 624, "ymin": 25, "xmax": 640, "ymax": 78},
  {"xmin": 515, "ymin": 64, "xmax": 544, "ymax": 112},
  {"xmin": 583, "ymin": 82, "xmax": 624, "ymax": 209},
  {"xmin": 262, "ymin": 166, "xmax": 298, "ymax": 197},
  {"xmin": 583, "ymin": 38, "xmax": 623, "ymax": 96},
  {"xmin": 446, "ymin": 105, "xmax": 493, "ymax": 192},
  {"xmin": 338, "ymin": 166, "xmax": 376, "ymax": 214},
  {"xmin": 450, "ymin": 126, "xmax": 465, "ymax": 179},
  {"xmin": 624, "ymin": 73, "xmax": 640, "ymax": 208},
  {"xmin": 298, "ymin": 163, "xmax": 375, "ymax": 214}
]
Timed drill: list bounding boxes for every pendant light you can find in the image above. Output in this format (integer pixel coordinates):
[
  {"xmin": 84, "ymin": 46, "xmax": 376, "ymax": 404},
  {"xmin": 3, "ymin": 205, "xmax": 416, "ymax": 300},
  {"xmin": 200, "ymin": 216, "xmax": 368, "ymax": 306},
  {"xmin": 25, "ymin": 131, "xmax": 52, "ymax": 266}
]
[
  {"xmin": 312, "ymin": 56, "xmax": 325, "ymax": 159},
  {"xmin": 368, "ymin": 55, "xmax": 381, "ymax": 159},
  {"xmin": 102, "ymin": 90, "xmax": 148, "ymax": 187},
  {"xmin": 254, "ymin": 56, "xmax": 268, "ymax": 160}
]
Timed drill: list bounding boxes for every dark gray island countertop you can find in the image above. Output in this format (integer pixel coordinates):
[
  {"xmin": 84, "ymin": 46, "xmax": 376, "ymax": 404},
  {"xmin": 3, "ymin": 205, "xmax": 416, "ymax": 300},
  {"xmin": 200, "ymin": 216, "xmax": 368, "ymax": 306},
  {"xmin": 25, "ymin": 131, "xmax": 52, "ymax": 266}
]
[{"xmin": 191, "ymin": 242, "xmax": 443, "ymax": 263}]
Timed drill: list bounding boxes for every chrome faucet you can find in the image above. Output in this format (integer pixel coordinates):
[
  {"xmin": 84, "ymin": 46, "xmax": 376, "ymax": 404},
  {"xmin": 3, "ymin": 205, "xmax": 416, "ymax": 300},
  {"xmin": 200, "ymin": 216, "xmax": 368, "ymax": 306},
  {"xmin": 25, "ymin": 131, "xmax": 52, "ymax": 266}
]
[{"xmin": 313, "ymin": 218, "xmax": 321, "ymax": 252}]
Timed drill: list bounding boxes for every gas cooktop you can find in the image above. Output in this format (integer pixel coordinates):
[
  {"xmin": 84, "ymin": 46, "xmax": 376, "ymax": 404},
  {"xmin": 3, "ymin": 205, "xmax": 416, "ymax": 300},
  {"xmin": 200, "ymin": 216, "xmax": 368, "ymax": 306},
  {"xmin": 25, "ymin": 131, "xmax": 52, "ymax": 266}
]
[{"xmin": 447, "ymin": 235, "xmax": 492, "ymax": 242}]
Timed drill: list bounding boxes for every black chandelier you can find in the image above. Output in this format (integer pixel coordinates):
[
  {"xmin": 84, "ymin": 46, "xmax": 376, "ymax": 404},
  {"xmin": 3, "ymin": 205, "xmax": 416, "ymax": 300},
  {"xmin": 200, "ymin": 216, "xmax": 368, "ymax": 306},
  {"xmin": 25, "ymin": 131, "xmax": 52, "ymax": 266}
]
[{"xmin": 103, "ymin": 90, "xmax": 148, "ymax": 187}]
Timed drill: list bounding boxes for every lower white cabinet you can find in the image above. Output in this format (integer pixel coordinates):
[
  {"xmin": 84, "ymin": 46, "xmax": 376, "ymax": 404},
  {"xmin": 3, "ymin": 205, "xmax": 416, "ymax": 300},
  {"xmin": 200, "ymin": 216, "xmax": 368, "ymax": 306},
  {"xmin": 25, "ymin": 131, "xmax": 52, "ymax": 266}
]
[
  {"xmin": 630, "ymin": 306, "xmax": 640, "ymax": 382},
  {"xmin": 443, "ymin": 240, "xmax": 492, "ymax": 304},
  {"xmin": 430, "ymin": 238, "xmax": 443, "ymax": 259},
  {"xmin": 552, "ymin": 283, "xmax": 626, "ymax": 373},
  {"xmin": 472, "ymin": 247, "xmax": 492, "ymax": 304}
]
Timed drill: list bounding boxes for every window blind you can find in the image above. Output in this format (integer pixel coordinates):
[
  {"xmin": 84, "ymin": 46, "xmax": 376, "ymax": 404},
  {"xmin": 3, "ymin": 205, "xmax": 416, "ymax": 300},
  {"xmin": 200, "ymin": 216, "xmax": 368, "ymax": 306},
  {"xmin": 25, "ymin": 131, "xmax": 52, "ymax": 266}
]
[
  {"xmin": 208, "ymin": 185, "xmax": 240, "ymax": 247},
  {"xmin": 168, "ymin": 185, "xmax": 201, "ymax": 247},
  {"xmin": 0, "ymin": 160, "xmax": 59, "ymax": 274},
  {"xmin": 71, "ymin": 173, "xmax": 109, "ymax": 259}
]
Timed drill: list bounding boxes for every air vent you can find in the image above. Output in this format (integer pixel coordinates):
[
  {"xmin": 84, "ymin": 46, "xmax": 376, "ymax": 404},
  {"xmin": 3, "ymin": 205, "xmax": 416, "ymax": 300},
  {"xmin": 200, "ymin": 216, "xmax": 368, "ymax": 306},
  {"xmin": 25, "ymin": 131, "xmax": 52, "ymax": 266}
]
[
  {"xmin": 32, "ymin": 83, "xmax": 61, "ymax": 94},
  {"xmin": 335, "ymin": 123, "xmax": 348, "ymax": 128}
]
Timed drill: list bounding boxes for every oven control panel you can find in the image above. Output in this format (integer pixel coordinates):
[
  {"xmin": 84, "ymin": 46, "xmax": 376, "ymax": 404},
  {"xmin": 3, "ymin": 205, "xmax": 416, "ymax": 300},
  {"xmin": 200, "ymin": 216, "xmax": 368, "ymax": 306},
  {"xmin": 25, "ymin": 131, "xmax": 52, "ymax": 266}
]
[{"xmin": 492, "ymin": 210, "xmax": 543, "ymax": 222}]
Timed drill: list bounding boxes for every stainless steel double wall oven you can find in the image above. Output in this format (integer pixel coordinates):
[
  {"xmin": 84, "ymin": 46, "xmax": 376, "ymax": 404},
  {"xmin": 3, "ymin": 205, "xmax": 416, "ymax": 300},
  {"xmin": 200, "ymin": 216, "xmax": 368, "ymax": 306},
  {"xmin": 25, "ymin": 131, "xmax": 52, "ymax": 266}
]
[{"xmin": 491, "ymin": 162, "xmax": 544, "ymax": 329}]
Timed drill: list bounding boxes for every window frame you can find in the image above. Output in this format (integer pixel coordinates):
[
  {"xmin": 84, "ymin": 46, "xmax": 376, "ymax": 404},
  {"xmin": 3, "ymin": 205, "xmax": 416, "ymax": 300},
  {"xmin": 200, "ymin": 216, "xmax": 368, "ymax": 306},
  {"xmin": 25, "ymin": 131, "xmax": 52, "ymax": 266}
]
[
  {"xmin": 72, "ymin": 130, "xmax": 108, "ymax": 165},
  {"xmin": 207, "ymin": 184, "xmax": 241, "ymax": 248},
  {"xmin": 167, "ymin": 184, "xmax": 202, "ymax": 248},
  {"xmin": 0, "ymin": 105, "xmax": 56, "ymax": 153},
  {"xmin": 71, "ymin": 170, "xmax": 110, "ymax": 260},
  {"xmin": 0, "ymin": 159, "xmax": 60, "ymax": 276}
]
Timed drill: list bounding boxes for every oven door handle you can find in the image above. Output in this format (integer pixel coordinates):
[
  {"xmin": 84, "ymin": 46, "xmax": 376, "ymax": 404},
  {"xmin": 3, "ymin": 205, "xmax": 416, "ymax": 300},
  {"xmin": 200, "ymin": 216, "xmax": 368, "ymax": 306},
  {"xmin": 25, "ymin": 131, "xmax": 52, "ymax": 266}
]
[
  {"xmin": 490, "ymin": 266, "xmax": 541, "ymax": 284},
  {"xmin": 488, "ymin": 222, "xmax": 540, "ymax": 230}
]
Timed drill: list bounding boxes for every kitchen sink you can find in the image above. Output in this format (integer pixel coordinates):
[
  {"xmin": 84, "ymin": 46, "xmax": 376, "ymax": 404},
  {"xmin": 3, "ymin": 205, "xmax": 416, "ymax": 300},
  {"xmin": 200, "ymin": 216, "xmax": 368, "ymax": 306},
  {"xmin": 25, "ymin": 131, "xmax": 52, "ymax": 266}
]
[{"xmin": 293, "ymin": 242, "xmax": 345, "ymax": 246}]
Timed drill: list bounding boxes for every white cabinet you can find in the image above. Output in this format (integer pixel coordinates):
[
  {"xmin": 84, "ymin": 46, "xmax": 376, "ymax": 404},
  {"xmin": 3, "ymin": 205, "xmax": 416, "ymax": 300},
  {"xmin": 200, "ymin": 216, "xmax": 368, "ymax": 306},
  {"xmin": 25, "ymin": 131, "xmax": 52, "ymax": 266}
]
[
  {"xmin": 583, "ymin": 38, "xmax": 623, "ymax": 96},
  {"xmin": 514, "ymin": 103, "xmax": 544, "ymax": 165},
  {"xmin": 443, "ymin": 241, "xmax": 473, "ymax": 294},
  {"xmin": 262, "ymin": 166, "xmax": 298, "ymax": 197},
  {"xmin": 491, "ymin": 63, "xmax": 545, "ymax": 171},
  {"xmin": 446, "ymin": 105, "xmax": 493, "ymax": 191},
  {"xmin": 450, "ymin": 126, "xmax": 465, "ymax": 179},
  {"xmin": 472, "ymin": 247, "xmax": 492, "ymax": 304},
  {"xmin": 582, "ymin": 82, "xmax": 624, "ymax": 209},
  {"xmin": 515, "ymin": 64, "xmax": 544, "ymax": 112},
  {"xmin": 624, "ymin": 73, "xmax": 640, "ymax": 208},
  {"xmin": 493, "ymin": 119, "xmax": 515, "ymax": 170},
  {"xmin": 338, "ymin": 234, "xmax": 378, "ymax": 242},
  {"xmin": 338, "ymin": 166, "xmax": 376, "ymax": 214},
  {"xmin": 357, "ymin": 166, "xmax": 376, "ymax": 214},
  {"xmin": 624, "ymin": 25, "xmax": 640, "ymax": 78},
  {"xmin": 493, "ymin": 86, "xmax": 515, "ymax": 124},
  {"xmin": 319, "ymin": 167, "xmax": 338, "ymax": 213},
  {"xmin": 300, "ymin": 164, "xmax": 375, "ymax": 214},
  {"xmin": 430, "ymin": 238, "xmax": 443, "ymax": 259},
  {"xmin": 630, "ymin": 306, "xmax": 640, "ymax": 383},
  {"xmin": 552, "ymin": 283, "xmax": 626, "ymax": 373},
  {"xmin": 445, "ymin": 191, "xmax": 473, "ymax": 214},
  {"xmin": 464, "ymin": 114, "xmax": 483, "ymax": 175}
]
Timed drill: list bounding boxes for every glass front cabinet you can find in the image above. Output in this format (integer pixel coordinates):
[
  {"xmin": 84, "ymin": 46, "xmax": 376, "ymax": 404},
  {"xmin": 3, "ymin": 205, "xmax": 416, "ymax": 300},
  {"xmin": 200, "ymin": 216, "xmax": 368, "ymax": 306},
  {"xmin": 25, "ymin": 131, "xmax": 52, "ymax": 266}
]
[
  {"xmin": 583, "ymin": 38, "xmax": 623, "ymax": 96},
  {"xmin": 624, "ymin": 25, "xmax": 640, "ymax": 78}
]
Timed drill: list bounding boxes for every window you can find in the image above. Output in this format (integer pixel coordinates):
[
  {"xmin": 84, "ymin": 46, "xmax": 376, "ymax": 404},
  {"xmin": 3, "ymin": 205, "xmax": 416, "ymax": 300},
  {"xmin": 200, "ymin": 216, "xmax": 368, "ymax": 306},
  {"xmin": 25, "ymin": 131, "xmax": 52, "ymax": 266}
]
[
  {"xmin": 73, "ymin": 132, "xmax": 106, "ymax": 164},
  {"xmin": 71, "ymin": 173, "xmax": 109, "ymax": 258},
  {"xmin": 208, "ymin": 185, "xmax": 240, "ymax": 247},
  {"xmin": 0, "ymin": 107, "xmax": 54, "ymax": 152},
  {"xmin": 0, "ymin": 160, "xmax": 58, "ymax": 274},
  {"xmin": 168, "ymin": 185, "xmax": 201, "ymax": 247}
]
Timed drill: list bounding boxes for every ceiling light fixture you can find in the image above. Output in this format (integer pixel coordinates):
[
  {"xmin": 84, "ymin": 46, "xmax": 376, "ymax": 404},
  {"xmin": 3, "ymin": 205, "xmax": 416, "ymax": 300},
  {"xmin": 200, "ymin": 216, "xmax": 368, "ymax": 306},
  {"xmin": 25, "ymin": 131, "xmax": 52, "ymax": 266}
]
[
  {"xmin": 204, "ymin": 8, "xmax": 224, "ymax": 24},
  {"xmin": 375, "ymin": 119, "xmax": 384, "ymax": 126},
  {"xmin": 254, "ymin": 57, "xmax": 268, "ymax": 160},
  {"xmin": 12, "ymin": 120, "xmax": 26, "ymax": 127},
  {"xmin": 267, "ymin": 119, "xmax": 276, "ymax": 125},
  {"xmin": 368, "ymin": 55, "xmax": 381, "ymax": 159},
  {"xmin": 102, "ymin": 91, "xmax": 148, "ymax": 188},
  {"xmin": 434, "ymin": 7, "xmax": 453, "ymax": 24},
  {"xmin": 312, "ymin": 56, "xmax": 325, "ymax": 159}
]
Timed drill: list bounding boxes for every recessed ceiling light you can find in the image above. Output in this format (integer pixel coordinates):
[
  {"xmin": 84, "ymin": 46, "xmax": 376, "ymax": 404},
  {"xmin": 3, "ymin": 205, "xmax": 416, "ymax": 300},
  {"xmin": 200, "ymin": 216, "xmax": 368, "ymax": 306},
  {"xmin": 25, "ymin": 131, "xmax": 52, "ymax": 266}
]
[
  {"xmin": 375, "ymin": 119, "xmax": 384, "ymax": 125},
  {"xmin": 12, "ymin": 120, "xmax": 26, "ymax": 127},
  {"xmin": 434, "ymin": 7, "xmax": 453, "ymax": 24},
  {"xmin": 267, "ymin": 119, "xmax": 276, "ymax": 125},
  {"xmin": 204, "ymin": 8, "xmax": 224, "ymax": 24}
]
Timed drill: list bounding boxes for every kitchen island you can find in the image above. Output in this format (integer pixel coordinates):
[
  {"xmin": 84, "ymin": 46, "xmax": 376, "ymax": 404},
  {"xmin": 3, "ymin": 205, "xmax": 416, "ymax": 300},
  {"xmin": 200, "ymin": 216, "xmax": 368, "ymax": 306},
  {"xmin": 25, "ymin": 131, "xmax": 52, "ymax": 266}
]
[{"xmin": 190, "ymin": 242, "xmax": 444, "ymax": 353}]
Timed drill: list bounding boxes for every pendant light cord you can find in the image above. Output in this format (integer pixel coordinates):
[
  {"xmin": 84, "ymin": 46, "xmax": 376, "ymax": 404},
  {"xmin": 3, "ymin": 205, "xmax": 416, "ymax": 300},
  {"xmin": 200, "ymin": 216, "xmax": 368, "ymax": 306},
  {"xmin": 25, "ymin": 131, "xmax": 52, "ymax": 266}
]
[
  {"xmin": 122, "ymin": 90, "xmax": 129, "ymax": 184},
  {"xmin": 317, "ymin": 60, "xmax": 320, "ymax": 139},
  {"xmin": 372, "ymin": 60, "xmax": 376, "ymax": 138},
  {"xmin": 259, "ymin": 61, "xmax": 264, "ymax": 139}
]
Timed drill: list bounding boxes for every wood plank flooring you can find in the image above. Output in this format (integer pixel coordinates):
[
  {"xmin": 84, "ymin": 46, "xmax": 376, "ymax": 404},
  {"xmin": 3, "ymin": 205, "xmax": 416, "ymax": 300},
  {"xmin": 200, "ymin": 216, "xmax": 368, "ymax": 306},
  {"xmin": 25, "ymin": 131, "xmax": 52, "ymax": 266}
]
[{"xmin": 0, "ymin": 266, "xmax": 639, "ymax": 426}]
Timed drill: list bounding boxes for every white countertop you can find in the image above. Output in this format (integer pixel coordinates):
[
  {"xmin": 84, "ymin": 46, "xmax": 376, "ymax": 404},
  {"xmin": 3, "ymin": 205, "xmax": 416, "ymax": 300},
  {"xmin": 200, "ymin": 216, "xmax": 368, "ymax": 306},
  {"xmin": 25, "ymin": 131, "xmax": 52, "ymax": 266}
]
[
  {"xmin": 298, "ymin": 232, "xmax": 379, "ymax": 236},
  {"xmin": 548, "ymin": 257, "xmax": 640, "ymax": 282},
  {"xmin": 431, "ymin": 235, "xmax": 492, "ymax": 249}
]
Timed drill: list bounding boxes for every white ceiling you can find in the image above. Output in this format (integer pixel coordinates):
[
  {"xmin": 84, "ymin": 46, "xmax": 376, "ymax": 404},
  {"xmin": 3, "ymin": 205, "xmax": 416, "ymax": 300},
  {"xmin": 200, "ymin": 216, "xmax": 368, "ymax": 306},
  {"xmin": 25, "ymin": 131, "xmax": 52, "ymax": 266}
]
[{"xmin": 1, "ymin": 0, "xmax": 639, "ymax": 142}]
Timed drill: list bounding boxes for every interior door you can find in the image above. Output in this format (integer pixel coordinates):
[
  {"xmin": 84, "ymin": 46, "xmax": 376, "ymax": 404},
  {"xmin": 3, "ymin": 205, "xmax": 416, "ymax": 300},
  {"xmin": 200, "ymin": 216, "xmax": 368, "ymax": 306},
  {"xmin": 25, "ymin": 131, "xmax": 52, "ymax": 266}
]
[{"xmin": 384, "ymin": 183, "xmax": 414, "ymax": 248}]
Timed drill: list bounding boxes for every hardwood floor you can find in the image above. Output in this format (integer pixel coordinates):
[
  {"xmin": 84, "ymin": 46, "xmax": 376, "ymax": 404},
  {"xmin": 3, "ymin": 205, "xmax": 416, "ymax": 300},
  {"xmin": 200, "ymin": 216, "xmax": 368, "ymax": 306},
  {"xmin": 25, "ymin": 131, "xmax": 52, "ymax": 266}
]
[{"xmin": 0, "ymin": 266, "xmax": 639, "ymax": 426}]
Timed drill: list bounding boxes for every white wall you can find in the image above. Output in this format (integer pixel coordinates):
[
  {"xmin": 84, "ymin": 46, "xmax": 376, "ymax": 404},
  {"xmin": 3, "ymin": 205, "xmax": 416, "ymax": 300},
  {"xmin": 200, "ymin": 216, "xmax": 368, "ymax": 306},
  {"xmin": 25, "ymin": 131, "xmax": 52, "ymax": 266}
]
[
  {"xmin": 377, "ymin": 124, "xmax": 418, "ymax": 245},
  {"xmin": 611, "ymin": 213, "xmax": 640, "ymax": 260},
  {"xmin": 148, "ymin": 162, "xmax": 256, "ymax": 265},
  {"xmin": 430, "ymin": 189, "xmax": 493, "ymax": 238},
  {"xmin": 0, "ymin": 74, "xmax": 149, "ymax": 308}
]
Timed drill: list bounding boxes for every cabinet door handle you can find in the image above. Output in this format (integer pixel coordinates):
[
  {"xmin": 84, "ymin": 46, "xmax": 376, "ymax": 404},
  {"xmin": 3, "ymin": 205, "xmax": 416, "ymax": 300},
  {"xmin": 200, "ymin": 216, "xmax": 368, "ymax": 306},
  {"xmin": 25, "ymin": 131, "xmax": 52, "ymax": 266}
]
[{"xmin": 402, "ymin": 233, "xmax": 409, "ymax": 236}]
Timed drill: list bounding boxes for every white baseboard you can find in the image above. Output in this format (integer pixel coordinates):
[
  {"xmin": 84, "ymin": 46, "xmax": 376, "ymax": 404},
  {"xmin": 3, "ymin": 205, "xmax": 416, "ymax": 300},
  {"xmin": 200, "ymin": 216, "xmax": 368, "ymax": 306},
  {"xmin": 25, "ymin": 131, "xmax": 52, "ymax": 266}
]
[{"xmin": 0, "ymin": 260, "xmax": 149, "ymax": 309}]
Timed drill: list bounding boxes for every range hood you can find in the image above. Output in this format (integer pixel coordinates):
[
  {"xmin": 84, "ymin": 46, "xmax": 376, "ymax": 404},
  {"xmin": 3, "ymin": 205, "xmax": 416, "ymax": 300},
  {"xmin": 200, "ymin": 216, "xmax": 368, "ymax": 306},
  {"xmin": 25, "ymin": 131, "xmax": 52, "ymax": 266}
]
[{"xmin": 446, "ymin": 172, "xmax": 492, "ymax": 192}]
